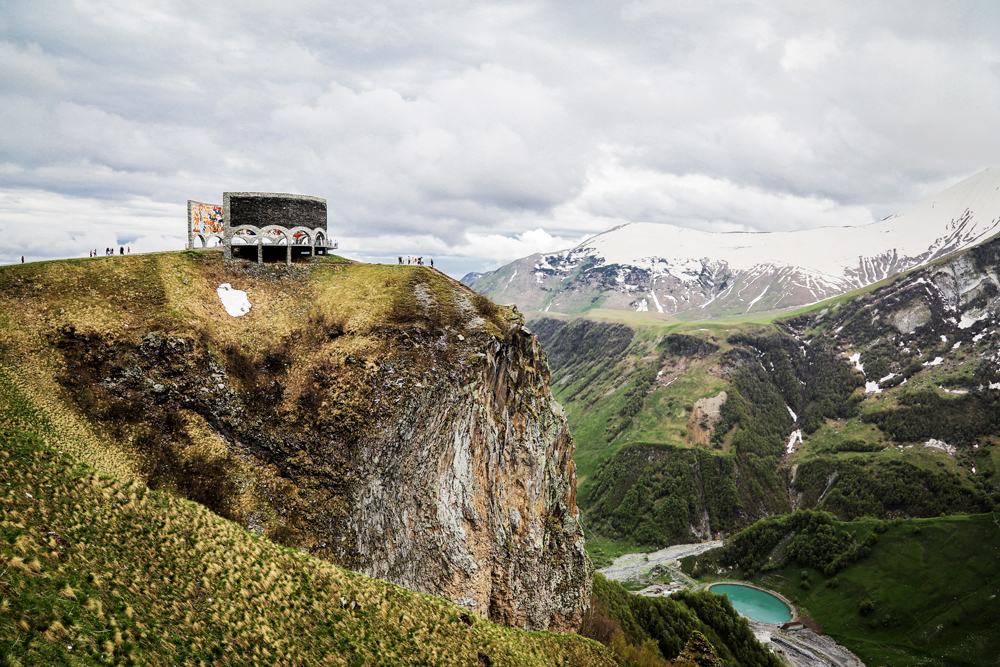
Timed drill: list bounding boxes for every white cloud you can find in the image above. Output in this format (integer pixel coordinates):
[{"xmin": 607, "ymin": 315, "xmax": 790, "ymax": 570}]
[
  {"xmin": 0, "ymin": 188, "xmax": 183, "ymax": 264},
  {"xmin": 527, "ymin": 152, "xmax": 875, "ymax": 236},
  {"xmin": 781, "ymin": 33, "xmax": 839, "ymax": 71},
  {"xmin": 1, "ymin": 0, "xmax": 998, "ymax": 275},
  {"xmin": 456, "ymin": 227, "xmax": 581, "ymax": 261}
]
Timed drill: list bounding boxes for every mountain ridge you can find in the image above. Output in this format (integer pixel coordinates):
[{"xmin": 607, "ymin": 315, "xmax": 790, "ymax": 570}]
[
  {"xmin": 529, "ymin": 228, "xmax": 1000, "ymax": 553},
  {"xmin": 472, "ymin": 167, "xmax": 1000, "ymax": 319}
]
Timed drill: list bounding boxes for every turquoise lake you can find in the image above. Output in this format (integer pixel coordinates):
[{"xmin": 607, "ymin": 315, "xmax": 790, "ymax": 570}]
[{"xmin": 709, "ymin": 584, "xmax": 792, "ymax": 624}]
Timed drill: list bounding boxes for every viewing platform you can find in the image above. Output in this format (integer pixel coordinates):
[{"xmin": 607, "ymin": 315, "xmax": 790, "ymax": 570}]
[{"xmin": 187, "ymin": 191, "xmax": 336, "ymax": 265}]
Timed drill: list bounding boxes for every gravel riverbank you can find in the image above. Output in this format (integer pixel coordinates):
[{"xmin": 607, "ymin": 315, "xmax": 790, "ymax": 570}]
[{"xmin": 597, "ymin": 541, "xmax": 722, "ymax": 589}]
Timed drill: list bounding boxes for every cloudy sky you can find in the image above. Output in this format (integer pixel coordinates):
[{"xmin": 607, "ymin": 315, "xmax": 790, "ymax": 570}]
[{"xmin": 2, "ymin": 1, "xmax": 999, "ymax": 276}]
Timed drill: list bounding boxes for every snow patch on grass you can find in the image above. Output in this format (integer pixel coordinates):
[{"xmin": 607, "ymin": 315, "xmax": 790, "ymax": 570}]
[
  {"xmin": 217, "ymin": 284, "xmax": 251, "ymax": 317},
  {"xmin": 924, "ymin": 438, "xmax": 956, "ymax": 455},
  {"xmin": 959, "ymin": 313, "xmax": 987, "ymax": 329},
  {"xmin": 786, "ymin": 429, "xmax": 803, "ymax": 454}
]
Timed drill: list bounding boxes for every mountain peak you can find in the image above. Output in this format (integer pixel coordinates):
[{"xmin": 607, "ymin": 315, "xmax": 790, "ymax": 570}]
[{"xmin": 473, "ymin": 168, "xmax": 1000, "ymax": 318}]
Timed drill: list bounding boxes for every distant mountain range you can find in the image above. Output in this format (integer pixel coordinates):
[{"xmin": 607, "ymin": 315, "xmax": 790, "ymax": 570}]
[{"xmin": 469, "ymin": 167, "xmax": 1000, "ymax": 318}]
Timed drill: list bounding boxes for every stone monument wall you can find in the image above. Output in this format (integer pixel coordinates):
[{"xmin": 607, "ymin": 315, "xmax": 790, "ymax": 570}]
[
  {"xmin": 223, "ymin": 192, "xmax": 326, "ymax": 230},
  {"xmin": 222, "ymin": 192, "xmax": 329, "ymax": 264}
]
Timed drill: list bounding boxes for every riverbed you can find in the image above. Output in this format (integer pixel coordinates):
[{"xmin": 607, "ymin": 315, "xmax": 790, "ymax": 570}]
[{"xmin": 597, "ymin": 540, "xmax": 722, "ymax": 587}]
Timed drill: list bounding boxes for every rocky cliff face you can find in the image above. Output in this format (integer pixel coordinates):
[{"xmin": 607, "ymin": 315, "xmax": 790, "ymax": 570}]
[
  {"xmin": 0, "ymin": 253, "xmax": 590, "ymax": 632},
  {"xmin": 351, "ymin": 320, "xmax": 588, "ymax": 630}
]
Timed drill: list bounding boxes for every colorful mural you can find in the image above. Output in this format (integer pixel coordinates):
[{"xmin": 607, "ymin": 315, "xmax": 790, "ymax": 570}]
[
  {"xmin": 191, "ymin": 203, "xmax": 224, "ymax": 235},
  {"xmin": 186, "ymin": 192, "xmax": 331, "ymax": 263}
]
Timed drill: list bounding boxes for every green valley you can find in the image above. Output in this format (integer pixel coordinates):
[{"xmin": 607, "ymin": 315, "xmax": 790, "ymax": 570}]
[
  {"xmin": 525, "ymin": 233, "xmax": 1000, "ymax": 665},
  {"xmin": 681, "ymin": 511, "xmax": 1000, "ymax": 667},
  {"xmin": 532, "ymin": 235, "xmax": 1000, "ymax": 560}
]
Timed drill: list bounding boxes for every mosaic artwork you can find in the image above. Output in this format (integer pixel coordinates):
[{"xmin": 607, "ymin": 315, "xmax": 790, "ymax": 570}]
[
  {"xmin": 191, "ymin": 203, "xmax": 224, "ymax": 235},
  {"xmin": 234, "ymin": 229, "xmax": 286, "ymax": 236},
  {"xmin": 186, "ymin": 192, "xmax": 333, "ymax": 263}
]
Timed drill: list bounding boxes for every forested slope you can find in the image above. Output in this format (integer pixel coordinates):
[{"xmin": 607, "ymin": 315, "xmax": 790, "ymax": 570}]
[
  {"xmin": 581, "ymin": 574, "xmax": 779, "ymax": 667},
  {"xmin": 533, "ymin": 234, "xmax": 1000, "ymax": 557},
  {"xmin": 683, "ymin": 511, "xmax": 1000, "ymax": 667}
]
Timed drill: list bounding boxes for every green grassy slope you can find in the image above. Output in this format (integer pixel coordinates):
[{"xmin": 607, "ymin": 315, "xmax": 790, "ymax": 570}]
[
  {"xmin": 0, "ymin": 360, "xmax": 614, "ymax": 666},
  {"xmin": 532, "ymin": 318, "xmax": 801, "ymax": 557},
  {"xmin": 532, "ymin": 318, "xmax": 744, "ymax": 495},
  {"xmin": 0, "ymin": 251, "xmax": 784, "ymax": 667},
  {"xmin": 685, "ymin": 513, "xmax": 1000, "ymax": 667}
]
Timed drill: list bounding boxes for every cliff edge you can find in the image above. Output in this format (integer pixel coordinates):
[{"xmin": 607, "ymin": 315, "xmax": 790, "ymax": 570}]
[{"xmin": 0, "ymin": 251, "xmax": 590, "ymax": 632}]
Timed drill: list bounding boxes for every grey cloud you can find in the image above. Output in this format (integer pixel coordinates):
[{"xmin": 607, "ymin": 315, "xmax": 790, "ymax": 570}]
[{"xmin": 1, "ymin": 0, "xmax": 998, "ymax": 274}]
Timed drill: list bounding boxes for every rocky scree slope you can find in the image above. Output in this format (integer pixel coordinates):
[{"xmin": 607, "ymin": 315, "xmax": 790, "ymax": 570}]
[
  {"xmin": 0, "ymin": 251, "xmax": 589, "ymax": 632},
  {"xmin": 474, "ymin": 166, "xmax": 1000, "ymax": 318},
  {"xmin": 779, "ymin": 231, "xmax": 1000, "ymax": 517},
  {"xmin": 531, "ymin": 234, "xmax": 1000, "ymax": 552}
]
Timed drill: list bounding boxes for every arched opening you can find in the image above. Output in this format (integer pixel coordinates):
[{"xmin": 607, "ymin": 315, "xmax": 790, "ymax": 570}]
[
  {"xmin": 226, "ymin": 224, "xmax": 328, "ymax": 264},
  {"xmin": 314, "ymin": 230, "xmax": 328, "ymax": 256}
]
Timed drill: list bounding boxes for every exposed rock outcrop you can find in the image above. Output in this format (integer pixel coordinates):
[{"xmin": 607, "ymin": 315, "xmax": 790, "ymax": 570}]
[
  {"xmin": 672, "ymin": 631, "xmax": 724, "ymax": 667},
  {"xmin": 0, "ymin": 254, "xmax": 590, "ymax": 633},
  {"xmin": 349, "ymin": 321, "xmax": 591, "ymax": 631}
]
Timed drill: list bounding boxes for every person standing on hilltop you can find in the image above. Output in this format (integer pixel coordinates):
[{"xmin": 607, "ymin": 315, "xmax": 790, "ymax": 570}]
[{"xmin": 21, "ymin": 255, "xmax": 24, "ymax": 263}]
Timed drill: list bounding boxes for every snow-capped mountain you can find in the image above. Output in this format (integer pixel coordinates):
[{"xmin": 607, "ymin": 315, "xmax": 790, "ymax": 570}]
[{"xmin": 472, "ymin": 167, "xmax": 1000, "ymax": 319}]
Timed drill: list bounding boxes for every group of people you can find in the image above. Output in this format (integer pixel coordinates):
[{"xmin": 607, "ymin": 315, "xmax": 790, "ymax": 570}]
[
  {"xmin": 399, "ymin": 256, "xmax": 433, "ymax": 268},
  {"xmin": 90, "ymin": 247, "xmax": 129, "ymax": 257}
]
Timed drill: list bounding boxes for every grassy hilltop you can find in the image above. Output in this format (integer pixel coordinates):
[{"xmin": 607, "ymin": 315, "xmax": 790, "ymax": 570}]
[
  {"xmin": 0, "ymin": 249, "xmax": 781, "ymax": 667},
  {"xmin": 0, "ymin": 250, "xmax": 616, "ymax": 665}
]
